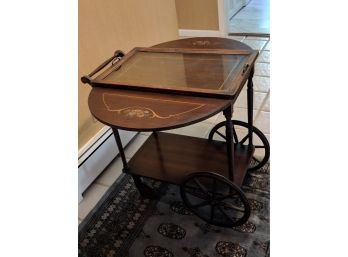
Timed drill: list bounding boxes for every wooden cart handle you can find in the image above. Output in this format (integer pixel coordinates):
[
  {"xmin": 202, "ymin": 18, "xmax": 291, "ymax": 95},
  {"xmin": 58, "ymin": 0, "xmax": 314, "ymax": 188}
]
[{"xmin": 81, "ymin": 50, "xmax": 125, "ymax": 84}]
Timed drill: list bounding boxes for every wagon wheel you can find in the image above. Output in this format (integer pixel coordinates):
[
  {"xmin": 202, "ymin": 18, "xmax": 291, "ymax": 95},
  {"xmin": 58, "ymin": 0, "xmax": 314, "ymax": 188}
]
[
  {"xmin": 180, "ymin": 172, "xmax": 250, "ymax": 227},
  {"xmin": 208, "ymin": 120, "xmax": 270, "ymax": 171}
]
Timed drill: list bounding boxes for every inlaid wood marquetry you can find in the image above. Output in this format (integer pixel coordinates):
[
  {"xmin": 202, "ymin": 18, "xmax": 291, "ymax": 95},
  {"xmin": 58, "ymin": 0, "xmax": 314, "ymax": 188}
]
[
  {"xmin": 88, "ymin": 87, "xmax": 230, "ymax": 131},
  {"xmin": 153, "ymin": 37, "xmax": 252, "ymax": 51},
  {"xmin": 102, "ymin": 93, "xmax": 205, "ymax": 119}
]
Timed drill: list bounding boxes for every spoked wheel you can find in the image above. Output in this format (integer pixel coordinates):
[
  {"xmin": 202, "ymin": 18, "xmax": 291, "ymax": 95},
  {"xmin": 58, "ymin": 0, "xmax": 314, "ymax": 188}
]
[
  {"xmin": 180, "ymin": 172, "xmax": 250, "ymax": 227},
  {"xmin": 208, "ymin": 120, "xmax": 270, "ymax": 171}
]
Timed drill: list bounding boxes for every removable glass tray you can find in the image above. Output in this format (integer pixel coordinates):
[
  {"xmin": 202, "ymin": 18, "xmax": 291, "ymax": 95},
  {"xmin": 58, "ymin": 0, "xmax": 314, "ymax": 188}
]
[{"xmin": 92, "ymin": 47, "xmax": 258, "ymax": 99}]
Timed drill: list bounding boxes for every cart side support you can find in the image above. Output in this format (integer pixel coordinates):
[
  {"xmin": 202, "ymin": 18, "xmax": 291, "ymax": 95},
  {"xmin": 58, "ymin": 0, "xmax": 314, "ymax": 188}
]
[
  {"xmin": 112, "ymin": 127, "xmax": 129, "ymax": 171},
  {"xmin": 112, "ymin": 127, "xmax": 157, "ymax": 198},
  {"xmin": 247, "ymin": 67, "xmax": 254, "ymax": 148},
  {"xmin": 223, "ymin": 106, "xmax": 235, "ymax": 182}
]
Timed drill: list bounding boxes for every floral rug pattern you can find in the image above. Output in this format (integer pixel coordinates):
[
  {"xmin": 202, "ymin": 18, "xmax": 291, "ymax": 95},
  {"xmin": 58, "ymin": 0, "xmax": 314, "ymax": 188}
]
[{"xmin": 79, "ymin": 162, "xmax": 270, "ymax": 257}]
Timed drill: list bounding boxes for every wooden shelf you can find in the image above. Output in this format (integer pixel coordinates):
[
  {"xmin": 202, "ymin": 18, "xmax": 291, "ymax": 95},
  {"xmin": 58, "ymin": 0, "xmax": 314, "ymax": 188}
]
[{"xmin": 127, "ymin": 132, "xmax": 254, "ymax": 187}]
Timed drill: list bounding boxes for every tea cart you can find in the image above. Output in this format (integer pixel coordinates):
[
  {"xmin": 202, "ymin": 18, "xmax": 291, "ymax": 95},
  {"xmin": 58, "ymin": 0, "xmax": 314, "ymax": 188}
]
[{"xmin": 82, "ymin": 37, "xmax": 270, "ymax": 227}]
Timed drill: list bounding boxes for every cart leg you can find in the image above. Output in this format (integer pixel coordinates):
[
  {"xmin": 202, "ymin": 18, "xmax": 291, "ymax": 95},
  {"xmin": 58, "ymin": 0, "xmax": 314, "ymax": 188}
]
[
  {"xmin": 223, "ymin": 106, "xmax": 235, "ymax": 182},
  {"xmin": 131, "ymin": 175, "xmax": 158, "ymax": 199},
  {"xmin": 112, "ymin": 128, "xmax": 157, "ymax": 199},
  {"xmin": 247, "ymin": 67, "xmax": 255, "ymax": 148},
  {"xmin": 112, "ymin": 127, "xmax": 129, "ymax": 171}
]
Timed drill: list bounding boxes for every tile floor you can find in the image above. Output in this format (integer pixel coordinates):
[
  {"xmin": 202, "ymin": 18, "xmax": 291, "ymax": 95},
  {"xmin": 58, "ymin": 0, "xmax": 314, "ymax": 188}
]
[
  {"xmin": 78, "ymin": 36, "xmax": 271, "ymax": 224},
  {"xmin": 229, "ymin": 0, "xmax": 270, "ymax": 34}
]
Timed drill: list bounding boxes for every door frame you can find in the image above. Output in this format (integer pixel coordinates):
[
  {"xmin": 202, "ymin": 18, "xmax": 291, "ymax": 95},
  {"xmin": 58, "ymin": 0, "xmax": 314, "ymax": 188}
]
[
  {"xmin": 217, "ymin": 0, "xmax": 229, "ymax": 37},
  {"xmin": 218, "ymin": 0, "xmax": 250, "ymax": 37}
]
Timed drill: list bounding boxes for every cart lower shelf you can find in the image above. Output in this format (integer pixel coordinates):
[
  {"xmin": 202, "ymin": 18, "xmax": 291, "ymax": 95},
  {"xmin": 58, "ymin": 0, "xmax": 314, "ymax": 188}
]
[{"xmin": 126, "ymin": 132, "xmax": 254, "ymax": 187}]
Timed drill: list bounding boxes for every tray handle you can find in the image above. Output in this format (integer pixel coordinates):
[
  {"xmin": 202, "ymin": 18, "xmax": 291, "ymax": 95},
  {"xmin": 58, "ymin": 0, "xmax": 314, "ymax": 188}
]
[
  {"xmin": 242, "ymin": 64, "xmax": 250, "ymax": 75},
  {"xmin": 81, "ymin": 50, "xmax": 125, "ymax": 85}
]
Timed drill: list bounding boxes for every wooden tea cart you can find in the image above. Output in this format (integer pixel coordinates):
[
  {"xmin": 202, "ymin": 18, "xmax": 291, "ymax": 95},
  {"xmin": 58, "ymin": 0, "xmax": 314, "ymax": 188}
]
[{"xmin": 82, "ymin": 37, "xmax": 270, "ymax": 227}]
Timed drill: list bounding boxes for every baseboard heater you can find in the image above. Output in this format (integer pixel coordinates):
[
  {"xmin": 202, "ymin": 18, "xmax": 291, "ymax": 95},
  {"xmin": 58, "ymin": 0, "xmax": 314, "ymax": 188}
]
[{"xmin": 78, "ymin": 127, "xmax": 136, "ymax": 202}]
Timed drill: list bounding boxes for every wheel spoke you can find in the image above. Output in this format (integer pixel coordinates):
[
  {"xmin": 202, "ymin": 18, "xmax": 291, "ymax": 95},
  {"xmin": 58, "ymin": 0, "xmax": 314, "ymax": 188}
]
[
  {"xmin": 191, "ymin": 200, "xmax": 211, "ymax": 208},
  {"xmin": 185, "ymin": 187, "xmax": 209, "ymax": 200},
  {"xmin": 239, "ymin": 134, "xmax": 249, "ymax": 145},
  {"xmin": 184, "ymin": 185, "xmax": 199, "ymax": 191},
  {"xmin": 254, "ymin": 145, "xmax": 265, "ymax": 148},
  {"xmin": 186, "ymin": 184, "xmax": 223, "ymax": 200},
  {"xmin": 193, "ymin": 178, "xmax": 208, "ymax": 194},
  {"xmin": 215, "ymin": 194, "xmax": 234, "ymax": 202},
  {"xmin": 212, "ymin": 178, "xmax": 217, "ymax": 196},
  {"xmin": 232, "ymin": 126, "xmax": 239, "ymax": 143},
  {"xmin": 215, "ymin": 130, "xmax": 226, "ymax": 140},
  {"xmin": 210, "ymin": 204, "xmax": 216, "ymax": 222},
  {"xmin": 217, "ymin": 206, "xmax": 234, "ymax": 223},
  {"xmin": 209, "ymin": 191, "xmax": 225, "ymax": 198},
  {"xmin": 220, "ymin": 202, "xmax": 245, "ymax": 212}
]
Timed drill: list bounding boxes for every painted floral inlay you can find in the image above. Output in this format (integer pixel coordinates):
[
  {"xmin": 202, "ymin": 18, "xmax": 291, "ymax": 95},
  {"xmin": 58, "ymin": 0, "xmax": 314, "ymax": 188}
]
[
  {"xmin": 122, "ymin": 107, "xmax": 154, "ymax": 118},
  {"xmin": 192, "ymin": 40, "xmax": 211, "ymax": 46}
]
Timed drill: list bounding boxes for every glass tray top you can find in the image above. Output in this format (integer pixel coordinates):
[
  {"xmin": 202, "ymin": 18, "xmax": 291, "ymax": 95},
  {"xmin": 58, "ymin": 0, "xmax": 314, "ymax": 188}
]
[{"xmin": 93, "ymin": 48, "xmax": 258, "ymax": 99}]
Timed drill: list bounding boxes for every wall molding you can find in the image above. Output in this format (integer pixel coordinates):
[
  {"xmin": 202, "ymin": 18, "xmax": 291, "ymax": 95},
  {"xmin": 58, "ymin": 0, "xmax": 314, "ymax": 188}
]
[
  {"xmin": 179, "ymin": 29, "xmax": 222, "ymax": 38},
  {"xmin": 78, "ymin": 126, "xmax": 112, "ymax": 166},
  {"xmin": 78, "ymin": 127, "xmax": 136, "ymax": 202}
]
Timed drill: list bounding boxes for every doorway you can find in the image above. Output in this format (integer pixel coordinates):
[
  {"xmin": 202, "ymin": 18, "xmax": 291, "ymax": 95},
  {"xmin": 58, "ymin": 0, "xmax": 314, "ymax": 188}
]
[
  {"xmin": 218, "ymin": 0, "xmax": 270, "ymax": 36},
  {"xmin": 228, "ymin": 0, "xmax": 270, "ymax": 34}
]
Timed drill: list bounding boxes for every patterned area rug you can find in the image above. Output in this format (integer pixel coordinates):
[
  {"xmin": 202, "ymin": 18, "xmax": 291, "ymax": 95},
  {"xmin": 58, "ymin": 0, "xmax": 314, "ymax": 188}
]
[{"xmin": 79, "ymin": 161, "xmax": 270, "ymax": 257}]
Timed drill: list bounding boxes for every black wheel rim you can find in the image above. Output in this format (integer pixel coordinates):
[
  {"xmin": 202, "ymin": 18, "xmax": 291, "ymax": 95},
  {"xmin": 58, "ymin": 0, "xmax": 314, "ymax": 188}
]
[
  {"xmin": 208, "ymin": 120, "xmax": 270, "ymax": 171},
  {"xmin": 180, "ymin": 172, "xmax": 250, "ymax": 227}
]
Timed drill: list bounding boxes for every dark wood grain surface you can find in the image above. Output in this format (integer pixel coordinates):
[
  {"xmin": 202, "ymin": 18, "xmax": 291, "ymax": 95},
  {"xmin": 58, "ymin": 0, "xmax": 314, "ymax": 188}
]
[
  {"xmin": 127, "ymin": 132, "xmax": 254, "ymax": 186},
  {"xmin": 153, "ymin": 37, "xmax": 252, "ymax": 50},
  {"xmin": 88, "ymin": 87, "xmax": 230, "ymax": 131}
]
